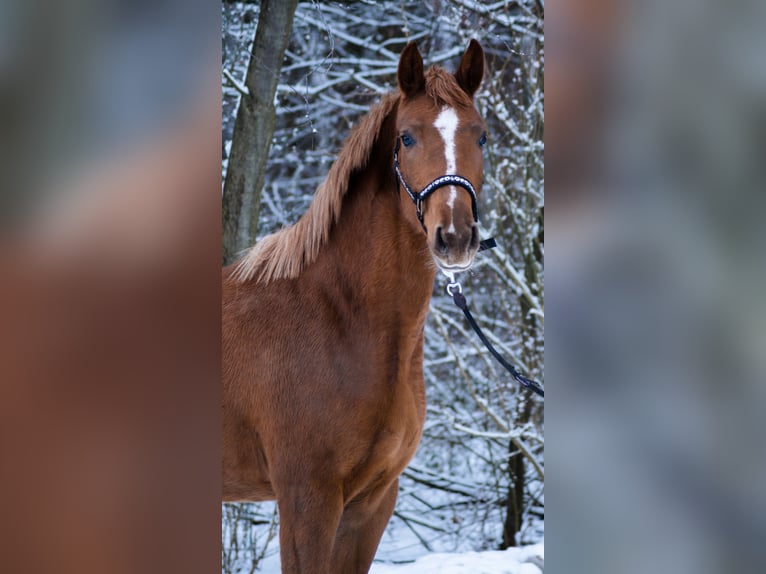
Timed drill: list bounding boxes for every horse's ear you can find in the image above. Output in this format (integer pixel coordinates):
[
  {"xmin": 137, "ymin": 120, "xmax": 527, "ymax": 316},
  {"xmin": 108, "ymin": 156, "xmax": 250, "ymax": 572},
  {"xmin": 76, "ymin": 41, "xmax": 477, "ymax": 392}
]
[
  {"xmin": 455, "ymin": 39, "xmax": 484, "ymax": 98},
  {"xmin": 398, "ymin": 42, "xmax": 425, "ymax": 97}
]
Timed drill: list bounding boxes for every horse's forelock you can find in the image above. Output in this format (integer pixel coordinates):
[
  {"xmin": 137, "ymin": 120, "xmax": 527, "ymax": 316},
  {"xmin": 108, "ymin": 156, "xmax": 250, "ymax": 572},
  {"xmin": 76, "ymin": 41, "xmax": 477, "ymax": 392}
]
[{"xmin": 423, "ymin": 67, "xmax": 474, "ymax": 110}]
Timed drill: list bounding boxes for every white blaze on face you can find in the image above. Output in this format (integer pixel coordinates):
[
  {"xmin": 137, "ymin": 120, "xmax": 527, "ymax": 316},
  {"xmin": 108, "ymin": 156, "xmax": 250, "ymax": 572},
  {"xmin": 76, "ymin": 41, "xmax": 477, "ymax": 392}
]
[{"xmin": 433, "ymin": 106, "xmax": 459, "ymax": 233}]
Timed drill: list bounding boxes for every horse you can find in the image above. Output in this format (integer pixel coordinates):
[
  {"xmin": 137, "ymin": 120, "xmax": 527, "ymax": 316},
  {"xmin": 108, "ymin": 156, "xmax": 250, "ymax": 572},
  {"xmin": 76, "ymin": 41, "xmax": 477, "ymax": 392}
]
[{"xmin": 222, "ymin": 40, "xmax": 487, "ymax": 574}]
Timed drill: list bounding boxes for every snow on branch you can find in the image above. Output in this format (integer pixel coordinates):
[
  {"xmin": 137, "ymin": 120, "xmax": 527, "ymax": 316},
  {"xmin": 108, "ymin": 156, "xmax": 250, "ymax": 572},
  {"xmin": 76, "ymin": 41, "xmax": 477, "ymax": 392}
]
[{"xmin": 223, "ymin": 68, "xmax": 249, "ymax": 96}]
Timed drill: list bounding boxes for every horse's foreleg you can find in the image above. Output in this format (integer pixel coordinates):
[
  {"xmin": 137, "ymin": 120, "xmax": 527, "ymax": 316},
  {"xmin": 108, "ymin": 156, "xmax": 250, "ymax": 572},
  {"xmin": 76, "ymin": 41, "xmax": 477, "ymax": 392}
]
[
  {"xmin": 276, "ymin": 483, "xmax": 344, "ymax": 574},
  {"xmin": 330, "ymin": 479, "xmax": 399, "ymax": 574}
]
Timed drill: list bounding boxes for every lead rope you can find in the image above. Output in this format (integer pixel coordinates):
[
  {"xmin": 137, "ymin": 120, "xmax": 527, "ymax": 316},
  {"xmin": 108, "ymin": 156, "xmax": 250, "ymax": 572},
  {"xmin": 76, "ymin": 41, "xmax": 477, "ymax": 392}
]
[
  {"xmin": 394, "ymin": 139, "xmax": 540, "ymax": 395},
  {"xmin": 445, "ymin": 268, "xmax": 544, "ymax": 398}
]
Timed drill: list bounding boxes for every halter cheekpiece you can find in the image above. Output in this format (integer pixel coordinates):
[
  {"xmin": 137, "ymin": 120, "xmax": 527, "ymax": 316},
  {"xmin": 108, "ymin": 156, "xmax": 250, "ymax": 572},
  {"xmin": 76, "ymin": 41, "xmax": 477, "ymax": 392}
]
[{"xmin": 393, "ymin": 137, "xmax": 479, "ymax": 231}]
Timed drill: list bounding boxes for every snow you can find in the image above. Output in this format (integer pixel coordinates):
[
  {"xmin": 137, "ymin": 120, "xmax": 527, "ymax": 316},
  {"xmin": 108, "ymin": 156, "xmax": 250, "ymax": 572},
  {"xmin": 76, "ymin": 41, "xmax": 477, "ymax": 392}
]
[
  {"xmin": 370, "ymin": 544, "xmax": 544, "ymax": 574},
  {"xmin": 250, "ymin": 544, "xmax": 544, "ymax": 574}
]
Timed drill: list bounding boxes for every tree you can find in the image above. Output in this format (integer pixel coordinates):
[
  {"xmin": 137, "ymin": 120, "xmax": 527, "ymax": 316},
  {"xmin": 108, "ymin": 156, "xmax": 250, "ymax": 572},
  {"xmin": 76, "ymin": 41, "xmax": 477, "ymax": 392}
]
[{"xmin": 222, "ymin": 0, "xmax": 299, "ymax": 264}]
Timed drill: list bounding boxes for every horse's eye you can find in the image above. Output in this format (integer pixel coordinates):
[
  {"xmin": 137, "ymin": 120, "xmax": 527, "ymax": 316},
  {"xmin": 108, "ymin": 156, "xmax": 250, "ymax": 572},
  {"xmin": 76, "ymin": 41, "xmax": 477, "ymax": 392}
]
[
  {"xmin": 478, "ymin": 132, "xmax": 487, "ymax": 147},
  {"xmin": 401, "ymin": 133, "xmax": 415, "ymax": 147}
]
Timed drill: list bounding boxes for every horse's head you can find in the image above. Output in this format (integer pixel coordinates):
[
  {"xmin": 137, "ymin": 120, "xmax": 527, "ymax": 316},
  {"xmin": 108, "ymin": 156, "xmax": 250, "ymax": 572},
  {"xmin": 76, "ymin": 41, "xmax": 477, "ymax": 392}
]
[{"xmin": 395, "ymin": 40, "xmax": 486, "ymax": 274}]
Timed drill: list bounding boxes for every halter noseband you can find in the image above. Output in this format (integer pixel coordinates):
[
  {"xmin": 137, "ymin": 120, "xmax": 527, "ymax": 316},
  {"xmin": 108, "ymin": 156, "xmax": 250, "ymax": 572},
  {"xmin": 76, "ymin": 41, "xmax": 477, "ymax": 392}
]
[{"xmin": 393, "ymin": 137, "xmax": 479, "ymax": 231}]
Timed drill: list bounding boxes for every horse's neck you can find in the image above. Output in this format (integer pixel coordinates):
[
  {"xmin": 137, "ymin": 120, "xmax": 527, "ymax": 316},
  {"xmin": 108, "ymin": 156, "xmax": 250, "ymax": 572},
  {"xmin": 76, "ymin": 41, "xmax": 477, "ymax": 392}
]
[{"xmin": 313, "ymin": 157, "xmax": 436, "ymax": 332}]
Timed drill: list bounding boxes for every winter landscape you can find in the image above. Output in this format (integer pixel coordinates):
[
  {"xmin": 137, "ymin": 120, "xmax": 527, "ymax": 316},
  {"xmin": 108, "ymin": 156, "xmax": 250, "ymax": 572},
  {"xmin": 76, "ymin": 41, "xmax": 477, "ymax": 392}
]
[{"xmin": 221, "ymin": 1, "xmax": 543, "ymax": 571}]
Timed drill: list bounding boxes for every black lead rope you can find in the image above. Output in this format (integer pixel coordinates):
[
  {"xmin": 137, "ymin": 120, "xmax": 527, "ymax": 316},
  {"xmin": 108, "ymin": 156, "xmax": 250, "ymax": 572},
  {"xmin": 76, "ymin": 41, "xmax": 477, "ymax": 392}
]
[
  {"xmin": 448, "ymin": 282, "xmax": 544, "ymax": 397},
  {"xmin": 446, "ymin": 239, "xmax": 544, "ymax": 398}
]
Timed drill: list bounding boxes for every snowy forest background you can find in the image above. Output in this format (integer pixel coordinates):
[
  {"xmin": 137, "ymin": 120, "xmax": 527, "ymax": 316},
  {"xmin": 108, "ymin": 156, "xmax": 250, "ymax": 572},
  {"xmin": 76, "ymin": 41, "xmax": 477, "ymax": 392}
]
[{"xmin": 221, "ymin": 1, "xmax": 543, "ymax": 571}]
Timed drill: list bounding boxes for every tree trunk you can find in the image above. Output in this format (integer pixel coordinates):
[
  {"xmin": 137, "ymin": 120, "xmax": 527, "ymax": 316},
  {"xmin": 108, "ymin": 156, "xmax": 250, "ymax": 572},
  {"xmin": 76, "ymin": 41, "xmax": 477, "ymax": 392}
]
[
  {"xmin": 501, "ymin": 206, "xmax": 544, "ymax": 549},
  {"xmin": 222, "ymin": 0, "xmax": 299, "ymax": 265},
  {"xmin": 502, "ymin": 425, "xmax": 527, "ymax": 548}
]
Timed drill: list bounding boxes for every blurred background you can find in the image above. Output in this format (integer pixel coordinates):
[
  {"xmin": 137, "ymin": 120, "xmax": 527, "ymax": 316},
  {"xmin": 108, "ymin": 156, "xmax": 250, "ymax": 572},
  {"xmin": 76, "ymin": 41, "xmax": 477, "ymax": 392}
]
[
  {"xmin": 546, "ymin": 0, "xmax": 766, "ymax": 572},
  {"xmin": 0, "ymin": 1, "xmax": 221, "ymax": 573}
]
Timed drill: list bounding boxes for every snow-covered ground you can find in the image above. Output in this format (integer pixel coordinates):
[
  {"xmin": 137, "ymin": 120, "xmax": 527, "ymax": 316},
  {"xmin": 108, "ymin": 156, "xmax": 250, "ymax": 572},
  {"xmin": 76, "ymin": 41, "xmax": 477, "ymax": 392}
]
[
  {"xmin": 225, "ymin": 498, "xmax": 544, "ymax": 574},
  {"xmin": 250, "ymin": 543, "xmax": 544, "ymax": 574},
  {"xmin": 370, "ymin": 543, "xmax": 544, "ymax": 574}
]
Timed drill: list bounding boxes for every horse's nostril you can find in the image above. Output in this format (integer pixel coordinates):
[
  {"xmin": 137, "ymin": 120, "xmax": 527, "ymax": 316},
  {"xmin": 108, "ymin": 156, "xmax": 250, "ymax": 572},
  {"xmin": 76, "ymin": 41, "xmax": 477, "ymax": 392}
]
[
  {"xmin": 435, "ymin": 226, "xmax": 448, "ymax": 253},
  {"xmin": 470, "ymin": 225, "xmax": 479, "ymax": 249}
]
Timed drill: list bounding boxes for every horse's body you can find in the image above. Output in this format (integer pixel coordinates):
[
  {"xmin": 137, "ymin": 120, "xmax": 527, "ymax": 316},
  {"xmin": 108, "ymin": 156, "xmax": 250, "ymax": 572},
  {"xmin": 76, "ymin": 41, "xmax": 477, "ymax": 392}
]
[{"xmin": 223, "ymin": 41, "xmax": 486, "ymax": 574}]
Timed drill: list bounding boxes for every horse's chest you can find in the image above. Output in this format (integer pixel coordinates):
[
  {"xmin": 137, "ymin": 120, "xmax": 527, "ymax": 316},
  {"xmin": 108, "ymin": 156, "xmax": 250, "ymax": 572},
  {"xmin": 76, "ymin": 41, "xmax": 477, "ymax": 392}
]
[
  {"xmin": 343, "ymin": 387, "xmax": 424, "ymax": 498},
  {"xmin": 376, "ymin": 413, "xmax": 422, "ymax": 470}
]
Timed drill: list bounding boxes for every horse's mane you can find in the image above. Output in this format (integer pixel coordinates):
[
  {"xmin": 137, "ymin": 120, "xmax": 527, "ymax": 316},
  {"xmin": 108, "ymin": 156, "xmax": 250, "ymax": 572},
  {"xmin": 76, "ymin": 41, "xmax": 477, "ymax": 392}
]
[{"xmin": 230, "ymin": 67, "xmax": 470, "ymax": 284}]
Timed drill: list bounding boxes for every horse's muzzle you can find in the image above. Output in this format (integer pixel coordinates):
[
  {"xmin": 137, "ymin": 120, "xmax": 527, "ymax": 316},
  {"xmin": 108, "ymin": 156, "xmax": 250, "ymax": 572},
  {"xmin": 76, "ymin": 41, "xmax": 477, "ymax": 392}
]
[{"xmin": 432, "ymin": 223, "xmax": 480, "ymax": 271}]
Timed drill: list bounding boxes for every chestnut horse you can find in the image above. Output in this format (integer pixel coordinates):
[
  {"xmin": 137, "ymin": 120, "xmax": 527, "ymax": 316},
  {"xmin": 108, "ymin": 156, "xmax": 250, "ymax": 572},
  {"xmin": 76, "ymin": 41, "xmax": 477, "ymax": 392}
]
[{"xmin": 223, "ymin": 40, "xmax": 486, "ymax": 574}]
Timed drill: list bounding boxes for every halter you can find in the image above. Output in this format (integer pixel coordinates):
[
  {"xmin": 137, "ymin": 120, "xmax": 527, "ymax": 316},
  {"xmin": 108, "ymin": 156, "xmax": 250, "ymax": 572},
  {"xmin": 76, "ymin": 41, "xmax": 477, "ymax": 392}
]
[{"xmin": 393, "ymin": 137, "xmax": 479, "ymax": 231}]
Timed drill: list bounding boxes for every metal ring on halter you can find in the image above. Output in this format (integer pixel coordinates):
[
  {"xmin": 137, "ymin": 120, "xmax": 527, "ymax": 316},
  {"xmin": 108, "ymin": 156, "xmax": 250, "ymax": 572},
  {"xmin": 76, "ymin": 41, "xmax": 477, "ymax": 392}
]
[{"xmin": 446, "ymin": 281, "xmax": 463, "ymax": 297}]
